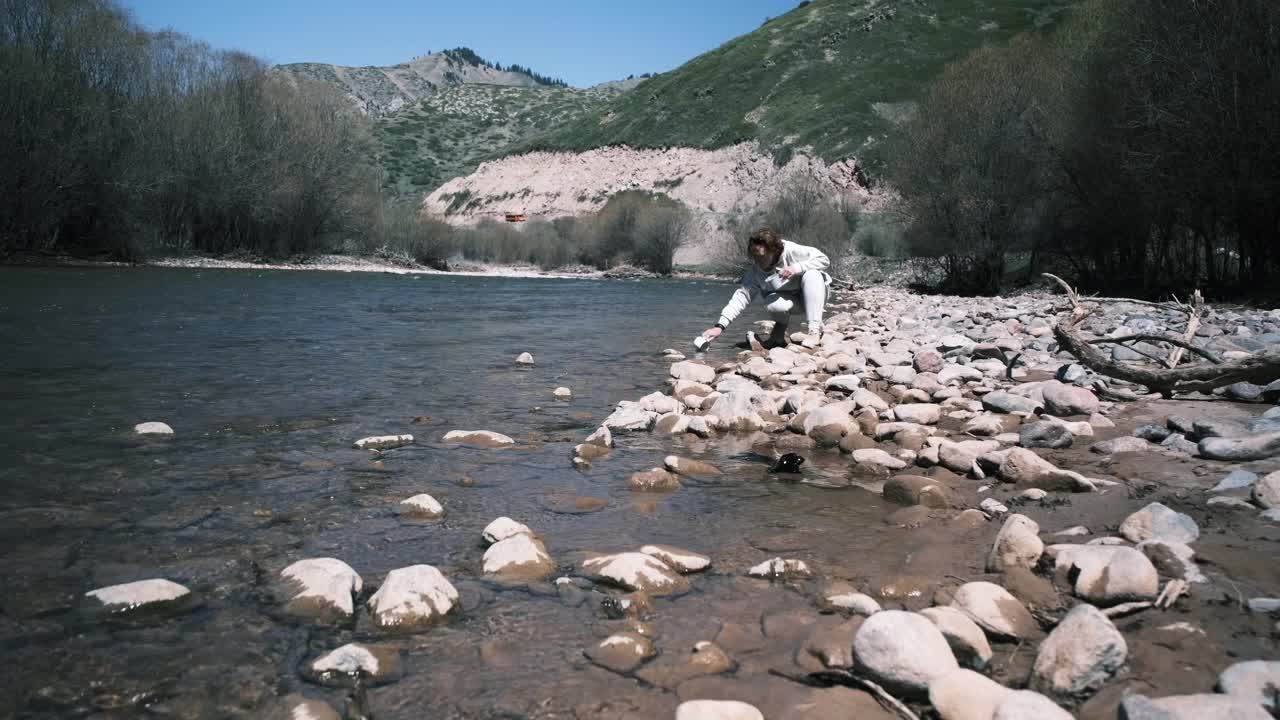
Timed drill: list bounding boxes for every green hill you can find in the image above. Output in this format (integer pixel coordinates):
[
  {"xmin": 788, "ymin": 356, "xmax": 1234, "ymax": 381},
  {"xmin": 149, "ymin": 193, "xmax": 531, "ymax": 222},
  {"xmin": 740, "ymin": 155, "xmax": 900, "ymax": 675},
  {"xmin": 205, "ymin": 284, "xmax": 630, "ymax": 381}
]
[
  {"xmin": 373, "ymin": 83, "xmax": 633, "ymax": 197},
  {"xmin": 524, "ymin": 0, "xmax": 1081, "ymax": 168}
]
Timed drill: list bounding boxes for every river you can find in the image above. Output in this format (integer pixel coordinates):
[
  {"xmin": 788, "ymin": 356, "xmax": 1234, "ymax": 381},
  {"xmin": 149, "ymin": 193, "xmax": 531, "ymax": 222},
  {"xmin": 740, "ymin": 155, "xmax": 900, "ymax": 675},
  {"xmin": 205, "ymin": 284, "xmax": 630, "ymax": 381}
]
[{"xmin": 0, "ymin": 267, "xmax": 910, "ymax": 719}]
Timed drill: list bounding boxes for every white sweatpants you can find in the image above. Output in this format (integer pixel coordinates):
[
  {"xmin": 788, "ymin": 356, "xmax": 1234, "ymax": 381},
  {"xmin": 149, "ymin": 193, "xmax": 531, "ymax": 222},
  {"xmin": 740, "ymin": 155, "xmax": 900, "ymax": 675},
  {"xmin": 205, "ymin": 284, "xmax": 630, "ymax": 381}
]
[{"xmin": 763, "ymin": 269, "xmax": 827, "ymax": 336}]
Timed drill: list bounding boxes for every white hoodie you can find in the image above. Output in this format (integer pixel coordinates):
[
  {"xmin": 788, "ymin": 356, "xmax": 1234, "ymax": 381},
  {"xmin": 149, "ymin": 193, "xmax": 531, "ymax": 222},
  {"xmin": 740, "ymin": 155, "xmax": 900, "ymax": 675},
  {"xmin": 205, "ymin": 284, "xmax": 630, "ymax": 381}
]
[{"xmin": 716, "ymin": 239, "xmax": 831, "ymax": 328}]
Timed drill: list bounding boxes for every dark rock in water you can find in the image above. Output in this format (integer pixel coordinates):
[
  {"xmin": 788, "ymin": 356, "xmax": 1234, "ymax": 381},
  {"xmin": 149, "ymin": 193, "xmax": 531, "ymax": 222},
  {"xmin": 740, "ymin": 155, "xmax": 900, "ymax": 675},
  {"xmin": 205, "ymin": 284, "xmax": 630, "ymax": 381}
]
[
  {"xmin": 1167, "ymin": 416, "xmax": 1196, "ymax": 435},
  {"xmin": 1056, "ymin": 363, "xmax": 1088, "ymax": 384},
  {"xmin": 768, "ymin": 453, "xmax": 805, "ymax": 474},
  {"xmin": 1224, "ymin": 382, "xmax": 1264, "ymax": 401},
  {"xmin": 1133, "ymin": 424, "xmax": 1172, "ymax": 443},
  {"xmin": 1019, "ymin": 422, "xmax": 1073, "ymax": 449}
]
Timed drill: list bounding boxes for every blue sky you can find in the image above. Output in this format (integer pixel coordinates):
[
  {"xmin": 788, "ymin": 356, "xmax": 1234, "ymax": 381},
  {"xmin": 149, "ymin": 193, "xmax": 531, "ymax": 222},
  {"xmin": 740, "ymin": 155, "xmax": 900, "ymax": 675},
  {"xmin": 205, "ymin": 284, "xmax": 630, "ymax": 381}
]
[{"xmin": 120, "ymin": 0, "xmax": 800, "ymax": 87}]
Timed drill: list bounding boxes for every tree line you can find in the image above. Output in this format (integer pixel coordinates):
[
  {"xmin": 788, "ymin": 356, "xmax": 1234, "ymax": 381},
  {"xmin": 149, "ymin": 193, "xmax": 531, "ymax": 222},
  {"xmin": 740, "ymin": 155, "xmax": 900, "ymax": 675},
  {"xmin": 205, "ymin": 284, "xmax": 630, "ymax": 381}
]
[{"xmin": 888, "ymin": 0, "xmax": 1279, "ymax": 297}]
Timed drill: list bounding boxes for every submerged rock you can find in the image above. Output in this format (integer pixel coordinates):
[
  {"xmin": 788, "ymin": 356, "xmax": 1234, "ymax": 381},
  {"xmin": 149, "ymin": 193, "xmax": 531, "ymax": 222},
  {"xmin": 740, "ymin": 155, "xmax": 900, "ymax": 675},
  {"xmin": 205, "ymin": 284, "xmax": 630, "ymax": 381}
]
[
  {"xmin": 584, "ymin": 632, "xmax": 655, "ymax": 673},
  {"xmin": 602, "ymin": 403, "xmax": 657, "ymax": 432},
  {"xmin": 482, "ymin": 534, "xmax": 554, "ymax": 581},
  {"xmin": 640, "ymin": 544, "xmax": 711, "ymax": 573},
  {"xmin": 515, "ymin": 352, "xmax": 535, "ymax": 365},
  {"xmin": 85, "ymin": 578, "xmax": 193, "ymax": 618},
  {"xmin": 280, "ymin": 558, "xmax": 363, "ymax": 623},
  {"xmin": 664, "ymin": 455, "xmax": 722, "ymax": 477},
  {"xmin": 134, "ymin": 421, "xmax": 174, "ymax": 435},
  {"xmin": 303, "ymin": 643, "xmax": 402, "ymax": 687},
  {"xmin": 367, "ymin": 565, "xmax": 459, "ymax": 629},
  {"xmin": 582, "ymin": 552, "xmax": 689, "ymax": 595},
  {"xmin": 354, "ymin": 434, "xmax": 414, "ymax": 450},
  {"xmin": 441, "ymin": 430, "xmax": 513, "ymax": 447},
  {"xmin": 627, "ymin": 468, "xmax": 682, "ymax": 492},
  {"xmin": 747, "ymin": 557, "xmax": 812, "ymax": 580},
  {"xmin": 398, "ymin": 493, "xmax": 444, "ymax": 519}
]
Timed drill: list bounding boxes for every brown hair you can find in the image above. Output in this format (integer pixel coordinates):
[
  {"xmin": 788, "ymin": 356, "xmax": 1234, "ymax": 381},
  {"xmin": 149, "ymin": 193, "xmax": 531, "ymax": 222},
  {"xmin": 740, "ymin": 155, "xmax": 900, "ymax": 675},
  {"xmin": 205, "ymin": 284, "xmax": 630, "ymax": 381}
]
[{"xmin": 747, "ymin": 227, "xmax": 784, "ymax": 256}]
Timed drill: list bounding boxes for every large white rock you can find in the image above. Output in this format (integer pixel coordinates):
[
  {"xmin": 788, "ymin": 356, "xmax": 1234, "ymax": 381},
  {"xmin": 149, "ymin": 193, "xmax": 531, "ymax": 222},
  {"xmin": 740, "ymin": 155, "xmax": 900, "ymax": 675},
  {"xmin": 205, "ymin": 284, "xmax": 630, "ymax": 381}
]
[
  {"xmin": 134, "ymin": 421, "xmax": 174, "ymax": 435},
  {"xmin": 1030, "ymin": 603, "xmax": 1126, "ymax": 697},
  {"xmin": 950, "ymin": 582, "xmax": 1039, "ymax": 639},
  {"xmin": 1119, "ymin": 502, "xmax": 1200, "ymax": 544},
  {"xmin": 585, "ymin": 425, "xmax": 613, "ymax": 448},
  {"xmin": 638, "ymin": 391, "xmax": 681, "ymax": 414},
  {"xmin": 1253, "ymin": 471, "xmax": 1280, "ymax": 509},
  {"xmin": 992, "ymin": 690, "xmax": 1074, "ymax": 720},
  {"xmin": 929, "ymin": 669, "xmax": 1012, "ymax": 720},
  {"xmin": 1218, "ymin": 660, "xmax": 1280, "ymax": 710},
  {"xmin": 987, "ymin": 514, "xmax": 1044, "ymax": 572},
  {"xmin": 85, "ymin": 578, "xmax": 191, "ymax": 613},
  {"xmin": 1138, "ymin": 540, "xmax": 1207, "ymax": 583},
  {"xmin": 640, "ymin": 544, "xmax": 711, "ymax": 573},
  {"xmin": 851, "ymin": 448, "xmax": 907, "ymax": 472},
  {"xmin": 367, "ymin": 565, "xmax": 459, "ymax": 629},
  {"xmin": 827, "ymin": 592, "xmax": 882, "ymax": 616},
  {"xmin": 920, "ymin": 606, "xmax": 993, "ymax": 670},
  {"xmin": 515, "ymin": 351, "xmax": 535, "ymax": 365},
  {"xmin": 581, "ymin": 552, "xmax": 689, "ymax": 595},
  {"xmin": 1045, "ymin": 544, "xmax": 1159, "ymax": 604},
  {"xmin": 399, "ymin": 493, "xmax": 444, "ymax": 519},
  {"xmin": 482, "ymin": 516, "xmax": 532, "ymax": 545},
  {"xmin": 852, "ymin": 610, "xmax": 959, "ymax": 695},
  {"xmin": 895, "ymin": 403, "xmax": 943, "ymax": 425},
  {"xmin": 939, "ymin": 365, "xmax": 984, "ymax": 385},
  {"xmin": 482, "ymin": 533, "xmax": 554, "ymax": 580},
  {"xmin": 675, "ymin": 700, "xmax": 764, "ymax": 720},
  {"xmin": 670, "ymin": 360, "xmax": 716, "ymax": 384},
  {"xmin": 354, "ymin": 434, "xmax": 414, "ymax": 450},
  {"xmin": 708, "ymin": 391, "xmax": 765, "ymax": 432},
  {"xmin": 825, "ymin": 375, "xmax": 862, "ymax": 393},
  {"xmin": 441, "ymin": 430, "xmax": 514, "ymax": 447},
  {"xmin": 280, "ymin": 558, "xmax": 363, "ymax": 621},
  {"xmin": 1119, "ymin": 693, "xmax": 1272, "ymax": 720},
  {"xmin": 853, "ymin": 388, "xmax": 890, "ymax": 411},
  {"xmin": 603, "ymin": 402, "xmax": 658, "ymax": 431}
]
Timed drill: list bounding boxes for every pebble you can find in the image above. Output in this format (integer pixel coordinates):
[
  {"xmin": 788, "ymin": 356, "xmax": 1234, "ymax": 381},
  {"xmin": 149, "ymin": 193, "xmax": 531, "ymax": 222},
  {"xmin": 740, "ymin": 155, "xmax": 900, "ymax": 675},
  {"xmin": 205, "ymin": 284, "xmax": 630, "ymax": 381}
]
[
  {"xmin": 980, "ymin": 498, "xmax": 1009, "ymax": 515},
  {"xmin": 553, "ymin": 386, "xmax": 572, "ymax": 400},
  {"xmin": 987, "ymin": 514, "xmax": 1044, "ymax": 572}
]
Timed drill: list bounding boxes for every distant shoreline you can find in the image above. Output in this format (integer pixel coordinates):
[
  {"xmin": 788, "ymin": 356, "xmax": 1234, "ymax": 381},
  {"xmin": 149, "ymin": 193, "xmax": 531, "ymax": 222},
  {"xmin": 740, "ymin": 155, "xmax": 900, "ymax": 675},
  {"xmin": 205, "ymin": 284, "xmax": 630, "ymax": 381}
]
[{"xmin": 2, "ymin": 253, "xmax": 733, "ymax": 282}]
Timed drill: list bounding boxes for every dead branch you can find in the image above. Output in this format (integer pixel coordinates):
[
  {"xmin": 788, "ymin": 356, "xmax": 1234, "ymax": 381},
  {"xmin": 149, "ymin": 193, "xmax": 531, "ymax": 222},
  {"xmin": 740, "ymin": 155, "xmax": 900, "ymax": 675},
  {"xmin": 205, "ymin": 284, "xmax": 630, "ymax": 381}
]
[
  {"xmin": 1168, "ymin": 290, "xmax": 1204, "ymax": 368},
  {"xmin": 1090, "ymin": 334, "xmax": 1222, "ymax": 364},
  {"xmin": 1103, "ymin": 601, "xmax": 1153, "ymax": 618},
  {"xmin": 1045, "ymin": 274, "xmax": 1280, "ymax": 398}
]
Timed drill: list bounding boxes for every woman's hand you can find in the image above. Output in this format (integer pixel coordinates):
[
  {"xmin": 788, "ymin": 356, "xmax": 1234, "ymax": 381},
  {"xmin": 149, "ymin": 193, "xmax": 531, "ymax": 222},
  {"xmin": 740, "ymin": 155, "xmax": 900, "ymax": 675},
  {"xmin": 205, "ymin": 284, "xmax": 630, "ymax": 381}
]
[
  {"xmin": 780, "ymin": 266, "xmax": 796, "ymax": 280},
  {"xmin": 703, "ymin": 327, "xmax": 722, "ymax": 341}
]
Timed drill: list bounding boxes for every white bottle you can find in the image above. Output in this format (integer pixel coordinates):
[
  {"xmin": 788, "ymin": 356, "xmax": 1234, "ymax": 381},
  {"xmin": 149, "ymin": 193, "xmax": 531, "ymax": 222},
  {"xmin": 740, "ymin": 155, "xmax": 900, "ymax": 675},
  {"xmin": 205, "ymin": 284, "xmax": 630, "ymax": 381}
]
[{"xmin": 693, "ymin": 335, "xmax": 710, "ymax": 353}]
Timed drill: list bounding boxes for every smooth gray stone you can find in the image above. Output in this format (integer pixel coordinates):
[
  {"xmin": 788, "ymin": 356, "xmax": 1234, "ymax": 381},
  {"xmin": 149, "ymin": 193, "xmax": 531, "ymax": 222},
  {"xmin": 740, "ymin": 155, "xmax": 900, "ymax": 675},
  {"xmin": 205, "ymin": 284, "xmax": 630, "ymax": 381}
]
[
  {"xmin": 1161, "ymin": 433, "xmax": 1200, "ymax": 456},
  {"xmin": 982, "ymin": 391, "xmax": 1043, "ymax": 415},
  {"xmin": 1199, "ymin": 431, "xmax": 1280, "ymax": 461},
  {"xmin": 1167, "ymin": 416, "xmax": 1195, "ymax": 434},
  {"xmin": 1211, "ymin": 470, "xmax": 1258, "ymax": 493},
  {"xmin": 1019, "ymin": 422, "xmax": 1073, "ymax": 449},
  {"xmin": 1225, "ymin": 382, "xmax": 1264, "ymax": 401},
  {"xmin": 1134, "ymin": 424, "xmax": 1172, "ymax": 443}
]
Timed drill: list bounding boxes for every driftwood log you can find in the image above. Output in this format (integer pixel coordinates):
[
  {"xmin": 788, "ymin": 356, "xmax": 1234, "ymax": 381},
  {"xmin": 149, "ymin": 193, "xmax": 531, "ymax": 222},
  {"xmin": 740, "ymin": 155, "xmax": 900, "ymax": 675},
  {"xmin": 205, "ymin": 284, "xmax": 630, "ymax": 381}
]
[{"xmin": 1044, "ymin": 274, "xmax": 1280, "ymax": 398}]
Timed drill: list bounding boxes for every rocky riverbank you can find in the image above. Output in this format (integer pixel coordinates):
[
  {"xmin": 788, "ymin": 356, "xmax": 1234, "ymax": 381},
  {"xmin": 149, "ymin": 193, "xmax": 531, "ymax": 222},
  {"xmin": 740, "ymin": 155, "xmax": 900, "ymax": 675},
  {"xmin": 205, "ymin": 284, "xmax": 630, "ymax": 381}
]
[{"xmin": 95, "ymin": 285, "xmax": 1279, "ymax": 719}]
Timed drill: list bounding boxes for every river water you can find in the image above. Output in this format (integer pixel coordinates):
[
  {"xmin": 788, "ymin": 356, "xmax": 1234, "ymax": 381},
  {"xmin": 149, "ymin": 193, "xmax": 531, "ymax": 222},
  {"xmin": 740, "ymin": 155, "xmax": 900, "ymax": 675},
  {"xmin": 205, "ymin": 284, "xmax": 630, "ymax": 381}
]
[{"xmin": 0, "ymin": 267, "xmax": 929, "ymax": 719}]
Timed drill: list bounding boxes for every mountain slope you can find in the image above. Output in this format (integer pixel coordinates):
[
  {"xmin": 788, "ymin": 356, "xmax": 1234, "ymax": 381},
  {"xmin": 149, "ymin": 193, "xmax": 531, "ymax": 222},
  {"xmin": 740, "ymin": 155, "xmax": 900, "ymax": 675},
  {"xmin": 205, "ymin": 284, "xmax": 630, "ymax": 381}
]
[
  {"xmin": 525, "ymin": 0, "xmax": 1080, "ymax": 167},
  {"xmin": 375, "ymin": 82, "xmax": 635, "ymax": 196},
  {"xmin": 274, "ymin": 47, "xmax": 558, "ymax": 116}
]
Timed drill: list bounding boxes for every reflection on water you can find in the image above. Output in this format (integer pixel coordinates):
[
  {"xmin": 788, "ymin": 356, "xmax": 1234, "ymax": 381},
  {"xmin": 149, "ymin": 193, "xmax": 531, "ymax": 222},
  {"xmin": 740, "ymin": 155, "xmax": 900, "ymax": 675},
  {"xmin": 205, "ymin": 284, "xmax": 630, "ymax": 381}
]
[{"xmin": 0, "ymin": 267, "xmax": 930, "ymax": 718}]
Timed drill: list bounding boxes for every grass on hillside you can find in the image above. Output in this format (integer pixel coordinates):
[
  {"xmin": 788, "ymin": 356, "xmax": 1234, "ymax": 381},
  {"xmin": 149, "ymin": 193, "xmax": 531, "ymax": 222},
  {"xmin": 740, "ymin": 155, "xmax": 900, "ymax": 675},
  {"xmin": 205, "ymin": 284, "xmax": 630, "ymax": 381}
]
[
  {"xmin": 373, "ymin": 84, "xmax": 617, "ymax": 197},
  {"xmin": 522, "ymin": 0, "xmax": 1079, "ymax": 169}
]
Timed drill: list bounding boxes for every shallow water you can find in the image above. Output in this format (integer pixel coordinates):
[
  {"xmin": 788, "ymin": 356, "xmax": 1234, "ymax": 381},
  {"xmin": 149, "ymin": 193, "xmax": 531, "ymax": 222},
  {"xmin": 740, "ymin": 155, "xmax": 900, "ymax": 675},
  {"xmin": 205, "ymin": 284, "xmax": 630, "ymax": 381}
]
[{"xmin": 0, "ymin": 267, "xmax": 915, "ymax": 719}]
